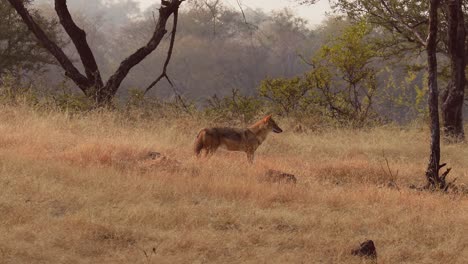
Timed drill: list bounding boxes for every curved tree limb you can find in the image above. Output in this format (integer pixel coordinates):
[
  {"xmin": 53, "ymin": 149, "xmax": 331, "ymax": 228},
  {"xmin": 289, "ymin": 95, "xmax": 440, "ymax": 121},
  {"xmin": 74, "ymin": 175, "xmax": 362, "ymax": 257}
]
[
  {"xmin": 105, "ymin": 0, "xmax": 182, "ymax": 102},
  {"xmin": 379, "ymin": 0, "xmax": 427, "ymax": 46},
  {"xmin": 8, "ymin": 0, "xmax": 183, "ymax": 105},
  {"xmin": 7, "ymin": 0, "xmax": 90, "ymax": 92},
  {"xmin": 144, "ymin": 7, "xmax": 179, "ymax": 95},
  {"xmin": 54, "ymin": 0, "xmax": 103, "ymax": 88}
]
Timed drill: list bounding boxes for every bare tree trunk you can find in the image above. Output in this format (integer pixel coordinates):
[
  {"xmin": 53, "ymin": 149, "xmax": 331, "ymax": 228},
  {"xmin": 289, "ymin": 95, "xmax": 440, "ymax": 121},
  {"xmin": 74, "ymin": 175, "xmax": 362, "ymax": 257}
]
[
  {"xmin": 426, "ymin": 0, "xmax": 441, "ymax": 186},
  {"xmin": 425, "ymin": 0, "xmax": 452, "ymax": 190},
  {"xmin": 441, "ymin": 0, "xmax": 466, "ymax": 142},
  {"xmin": 204, "ymin": 0, "xmax": 220, "ymax": 37}
]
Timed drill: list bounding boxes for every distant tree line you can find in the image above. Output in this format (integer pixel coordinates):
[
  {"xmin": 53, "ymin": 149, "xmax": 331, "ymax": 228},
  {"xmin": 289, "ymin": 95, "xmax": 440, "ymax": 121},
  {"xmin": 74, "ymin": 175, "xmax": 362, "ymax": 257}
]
[
  {"xmin": 0, "ymin": 0, "xmax": 431, "ymax": 121},
  {"xmin": 1, "ymin": 0, "xmax": 467, "ymax": 130}
]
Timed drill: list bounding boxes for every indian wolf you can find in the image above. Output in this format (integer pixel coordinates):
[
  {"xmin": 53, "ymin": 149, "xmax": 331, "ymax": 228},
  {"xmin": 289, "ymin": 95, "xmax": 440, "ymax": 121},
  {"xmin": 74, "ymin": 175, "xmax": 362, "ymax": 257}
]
[{"xmin": 194, "ymin": 115, "xmax": 283, "ymax": 163}]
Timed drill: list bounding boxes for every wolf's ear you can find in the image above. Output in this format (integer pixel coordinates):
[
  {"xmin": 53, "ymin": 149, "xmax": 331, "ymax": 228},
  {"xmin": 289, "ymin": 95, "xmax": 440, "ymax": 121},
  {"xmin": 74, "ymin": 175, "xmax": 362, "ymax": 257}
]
[{"xmin": 264, "ymin": 114, "xmax": 272, "ymax": 122}]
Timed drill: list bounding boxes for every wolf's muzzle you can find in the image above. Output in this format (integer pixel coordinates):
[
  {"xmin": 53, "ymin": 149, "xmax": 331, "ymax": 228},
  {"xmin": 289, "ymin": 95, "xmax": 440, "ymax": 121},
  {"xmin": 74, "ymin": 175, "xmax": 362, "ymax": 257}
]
[{"xmin": 273, "ymin": 127, "xmax": 283, "ymax": 133}]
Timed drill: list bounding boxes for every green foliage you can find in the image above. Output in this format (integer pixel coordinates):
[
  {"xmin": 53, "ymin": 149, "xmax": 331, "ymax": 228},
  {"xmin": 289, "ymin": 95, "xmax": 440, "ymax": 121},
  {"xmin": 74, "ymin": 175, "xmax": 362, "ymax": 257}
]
[
  {"xmin": 0, "ymin": 76, "xmax": 92, "ymax": 112},
  {"xmin": 164, "ymin": 96, "xmax": 197, "ymax": 117},
  {"xmin": 125, "ymin": 88, "xmax": 196, "ymax": 119},
  {"xmin": 258, "ymin": 77, "xmax": 317, "ymax": 115},
  {"xmin": 257, "ymin": 21, "xmax": 384, "ymax": 127},
  {"xmin": 379, "ymin": 68, "xmax": 428, "ymax": 122},
  {"xmin": 126, "ymin": 88, "xmax": 162, "ymax": 110},
  {"xmin": 311, "ymin": 21, "xmax": 380, "ymax": 126},
  {"xmin": 318, "ymin": 21, "xmax": 378, "ymax": 80},
  {"xmin": 205, "ymin": 89, "xmax": 264, "ymax": 124},
  {"xmin": 0, "ymin": 0, "xmax": 63, "ymax": 79},
  {"xmin": 333, "ymin": 0, "xmax": 428, "ymax": 54},
  {"xmin": 0, "ymin": 74, "xmax": 39, "ymax": 106},
  {"xmin": 51, "ymin": 92, "xmax": 94, "ymax": 112}
]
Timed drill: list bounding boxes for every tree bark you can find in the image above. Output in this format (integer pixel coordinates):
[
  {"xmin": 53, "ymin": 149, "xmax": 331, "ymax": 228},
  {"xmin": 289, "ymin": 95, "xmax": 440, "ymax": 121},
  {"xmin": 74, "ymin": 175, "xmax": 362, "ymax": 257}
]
[
  {"xmin": 426, "ymin": 0, "xmax": 441, "ymax": 187},
  {"xmin": 441, "ymin": 0, "xmax": 466, "ymax": 142},
  {"xmin": 425, "ymin": 0, "xmax": 452, "ymax": 190},
  {"xmin": 145, "ymin": 7, "xmax": 179, "ymax": 94},
  {"xmin": 54, "ymin": 0, "xmax": 103, "ymax": 90}
]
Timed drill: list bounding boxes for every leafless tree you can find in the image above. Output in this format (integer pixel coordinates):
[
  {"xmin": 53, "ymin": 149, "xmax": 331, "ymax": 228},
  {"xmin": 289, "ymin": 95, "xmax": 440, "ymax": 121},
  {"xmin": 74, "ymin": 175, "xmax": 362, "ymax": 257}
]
[
  {"xmin": 7, "ymin": 0, "xmax": 183, "ymax": 106},
  {"xmin": 204, "ymin": 0, "xmax": 221, "ymax": 37}
]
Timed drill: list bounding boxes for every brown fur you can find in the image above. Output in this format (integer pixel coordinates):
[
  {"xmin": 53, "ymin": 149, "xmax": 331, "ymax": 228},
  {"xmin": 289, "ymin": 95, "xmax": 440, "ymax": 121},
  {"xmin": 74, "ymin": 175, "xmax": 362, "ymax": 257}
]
[{"xmin": 194, "ymin": 115, "xmax": 283, "ymax": 163}]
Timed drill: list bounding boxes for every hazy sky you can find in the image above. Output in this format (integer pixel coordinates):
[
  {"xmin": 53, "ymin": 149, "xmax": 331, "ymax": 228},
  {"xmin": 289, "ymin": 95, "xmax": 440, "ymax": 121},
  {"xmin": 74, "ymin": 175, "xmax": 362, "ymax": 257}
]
[{"xmin": 137, "ymin": 0, "xmax": 331, "ymax": 26}]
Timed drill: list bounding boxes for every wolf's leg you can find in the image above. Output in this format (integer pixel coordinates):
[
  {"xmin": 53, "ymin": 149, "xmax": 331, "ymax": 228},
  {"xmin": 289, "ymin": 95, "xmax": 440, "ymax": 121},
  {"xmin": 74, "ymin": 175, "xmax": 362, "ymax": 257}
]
[
  {"xmin": 195, "ymin": 147, "xmax": 204, "ymax": 158},
  {"xmin": 194, "ymin": 129, "xmax": 207, "ymax": 157},
  {"xmin": 246, "ymin": 151, "xmax": 254, "ymax": 164},
  {"xmin": 201, "ymin": 148, "xmax": 208, "ymax": 158},
  {"xmin": 206, "ymin": 147, "xmax": 217, "ymax": 159}
]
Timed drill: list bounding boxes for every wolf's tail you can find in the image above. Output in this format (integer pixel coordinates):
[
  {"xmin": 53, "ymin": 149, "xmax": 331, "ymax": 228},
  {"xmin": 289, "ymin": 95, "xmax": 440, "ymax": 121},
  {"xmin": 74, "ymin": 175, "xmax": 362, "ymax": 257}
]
[{"xmin": 194, "ymin": 129, "xmax": 205, "ymax": 156}]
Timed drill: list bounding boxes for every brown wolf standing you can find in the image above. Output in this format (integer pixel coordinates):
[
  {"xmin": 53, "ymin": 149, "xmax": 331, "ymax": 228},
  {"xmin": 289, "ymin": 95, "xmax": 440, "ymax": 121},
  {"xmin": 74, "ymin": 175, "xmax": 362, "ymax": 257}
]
[{"xmin": 194, "ymin": 115, "xmax": 283, "ymax": 163}]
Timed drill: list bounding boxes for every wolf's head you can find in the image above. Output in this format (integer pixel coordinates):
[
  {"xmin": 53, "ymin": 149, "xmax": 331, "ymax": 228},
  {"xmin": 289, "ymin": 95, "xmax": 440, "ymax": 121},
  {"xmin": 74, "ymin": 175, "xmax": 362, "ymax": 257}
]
[{"xmin": 263, "ymin": 115, "xmax": 283, "ymax": 133}]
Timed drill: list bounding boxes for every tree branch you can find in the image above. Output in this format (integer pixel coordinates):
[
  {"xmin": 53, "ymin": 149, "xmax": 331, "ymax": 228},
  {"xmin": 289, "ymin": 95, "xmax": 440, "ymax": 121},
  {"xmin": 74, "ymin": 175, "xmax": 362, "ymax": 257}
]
[
  {"xmin": 54, "ymin": 0, "xmax": 103, "ymax": 88},
  {"xmin": 144, "ymin": 7, "xmax": 179, "ymax": 94},
  {"xmin": 8, "ymin": 0, "xmax": 184, "ymax": 105},
  {"xmin": 7, "ymin": 0, "xmax": 90, "ymax": 91},
  {"xmin": 379, "ymin": 0, "xmax": 427, "ymax": 46},
  {"xmin": 104, "ymin": 0, "xmax": 182, "ymax": 100}
]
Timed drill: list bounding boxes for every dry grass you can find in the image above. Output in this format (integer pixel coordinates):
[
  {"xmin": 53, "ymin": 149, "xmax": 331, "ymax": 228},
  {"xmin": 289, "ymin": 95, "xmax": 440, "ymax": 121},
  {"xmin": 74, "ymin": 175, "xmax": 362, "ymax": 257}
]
[{"xmin": 0, "ymin": 105, "xmax": 467, "ymax": 264}]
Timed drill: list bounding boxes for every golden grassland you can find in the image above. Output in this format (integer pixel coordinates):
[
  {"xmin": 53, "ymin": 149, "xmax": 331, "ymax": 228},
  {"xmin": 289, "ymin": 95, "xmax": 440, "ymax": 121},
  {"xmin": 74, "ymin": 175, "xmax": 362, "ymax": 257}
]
[{"xmin": 0, "ymin": 105, "xmax": 467, "ymax": 264}]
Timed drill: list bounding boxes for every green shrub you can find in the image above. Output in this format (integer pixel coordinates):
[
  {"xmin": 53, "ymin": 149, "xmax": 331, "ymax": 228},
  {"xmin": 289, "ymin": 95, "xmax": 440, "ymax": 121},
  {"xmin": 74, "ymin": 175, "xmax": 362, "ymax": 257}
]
[{"xmin": 205, "ymin": 89, "xmax": 264, "ymax": 124}]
